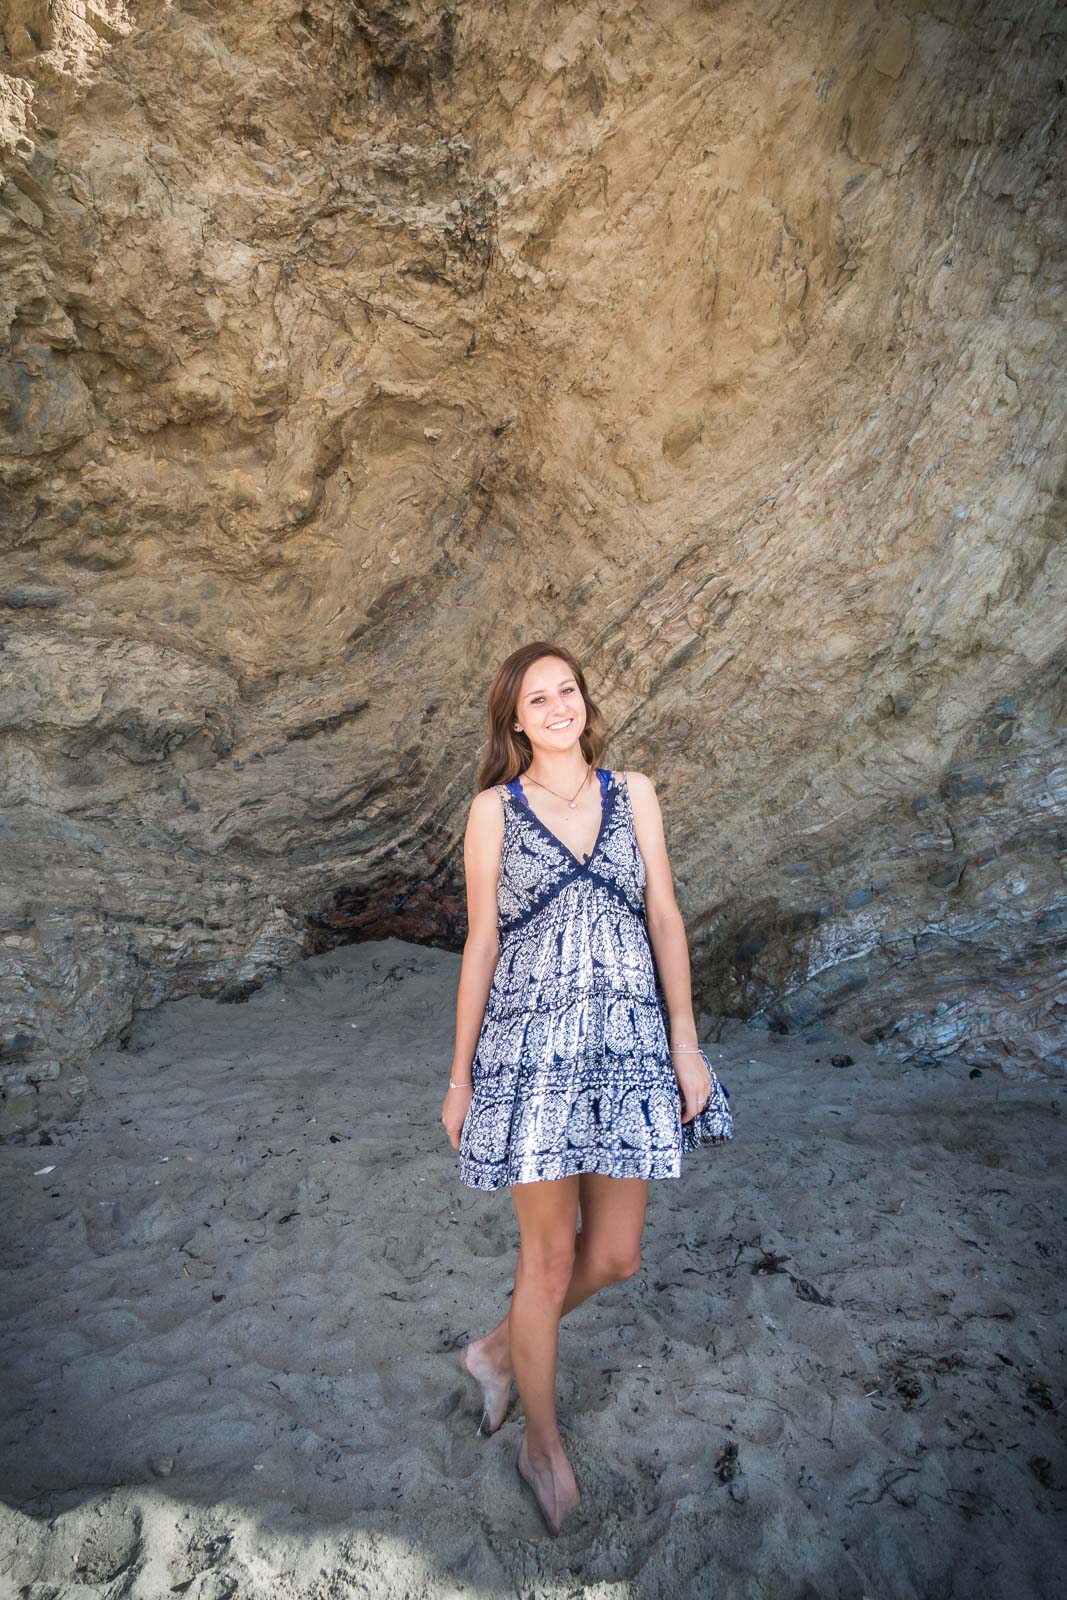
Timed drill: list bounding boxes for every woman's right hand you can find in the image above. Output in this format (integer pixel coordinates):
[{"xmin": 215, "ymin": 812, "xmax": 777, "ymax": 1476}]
[{"xmin": 441, "ymin": 1082, "xmax": 474, "ymax": 1149}]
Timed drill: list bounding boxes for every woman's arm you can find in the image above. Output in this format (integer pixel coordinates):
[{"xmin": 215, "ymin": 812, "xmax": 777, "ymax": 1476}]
[
  {"xmin": 447, "ymin": 786, "xmax": 505, "ymax": 1088},
  {"xmin": 626, "ymin": 770, "xmax": 699, "ymax": 1050}
]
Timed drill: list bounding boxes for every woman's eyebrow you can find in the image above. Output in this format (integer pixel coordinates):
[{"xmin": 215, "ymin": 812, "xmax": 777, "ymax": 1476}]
[{"xmin": 524, "ymin": 680, "xmax": 576, "ymax": 699}]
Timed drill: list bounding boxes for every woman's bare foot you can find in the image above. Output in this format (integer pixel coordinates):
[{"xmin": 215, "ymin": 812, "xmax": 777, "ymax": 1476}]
[
  {"xmin": 462, "ymin": 1333, "xmax": 514, "ymax": 1435},
  {"xmin": 516, "ymin": 1432, "xmax": 581, "ymax": 1536}
]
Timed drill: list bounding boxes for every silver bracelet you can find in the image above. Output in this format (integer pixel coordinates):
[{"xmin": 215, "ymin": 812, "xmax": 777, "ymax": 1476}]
[{"xmin": 449, "ymin": 1077, "xmax": 472, "ymax": 1089}]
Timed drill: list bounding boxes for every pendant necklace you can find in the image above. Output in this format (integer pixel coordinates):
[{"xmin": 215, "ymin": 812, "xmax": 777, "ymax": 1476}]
[{"xmin": 522, "ymin": 764, "xmax": 591, "ymax": 809}]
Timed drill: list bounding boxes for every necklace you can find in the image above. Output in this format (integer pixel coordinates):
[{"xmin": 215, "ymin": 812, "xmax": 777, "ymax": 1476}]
[{"xmin": 522, "ymin": 764, "xmax": 591, "ymax": 809}]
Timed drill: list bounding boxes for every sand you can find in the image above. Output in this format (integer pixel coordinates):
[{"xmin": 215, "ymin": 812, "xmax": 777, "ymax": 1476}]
[{"xmin": 1, "ymin": 937, "xmax": 1063, "ymax": 1599}]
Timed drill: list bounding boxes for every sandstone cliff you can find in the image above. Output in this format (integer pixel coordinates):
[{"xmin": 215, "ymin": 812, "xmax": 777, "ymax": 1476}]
[{"xmin": 1, "ymin": 0, "xmax": 1064, "ymax": 1112}]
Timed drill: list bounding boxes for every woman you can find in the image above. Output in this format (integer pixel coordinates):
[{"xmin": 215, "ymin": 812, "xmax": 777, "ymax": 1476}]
[{"xmin": 441, "ymin": 640, "xmax": 733, "ymax": 1536}]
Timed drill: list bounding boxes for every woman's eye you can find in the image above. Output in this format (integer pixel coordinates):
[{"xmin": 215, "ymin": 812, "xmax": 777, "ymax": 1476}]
[{"xmin": 530, "ymin": 687, "xmax": 575, "ymax": 703}]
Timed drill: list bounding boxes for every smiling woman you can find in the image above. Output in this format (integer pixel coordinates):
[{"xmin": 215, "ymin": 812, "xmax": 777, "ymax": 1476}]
[{"xmin": 439, "ymin": 639, "xmax": 733, "ymax": 1536}]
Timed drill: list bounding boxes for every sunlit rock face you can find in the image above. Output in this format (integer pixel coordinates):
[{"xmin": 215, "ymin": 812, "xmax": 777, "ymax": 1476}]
[{"xmin": 0, "ymin": 0, "xmax": 1064, "ymax": 1101}]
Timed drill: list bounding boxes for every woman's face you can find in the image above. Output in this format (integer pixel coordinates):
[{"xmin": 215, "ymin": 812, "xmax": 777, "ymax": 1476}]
[{"xmin": 515, "ymin": 656, "xmax": 587, "ymax": 752}]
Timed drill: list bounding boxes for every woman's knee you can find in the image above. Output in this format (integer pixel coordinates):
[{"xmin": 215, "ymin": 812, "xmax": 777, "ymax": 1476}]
[
  {"xmin": 517, "ymin": 1242, "xmax": 577, "ymax": 1301},
  {"xmin": 584, "ymin": 1244, "xmax": 641, "ymax": 1284}
]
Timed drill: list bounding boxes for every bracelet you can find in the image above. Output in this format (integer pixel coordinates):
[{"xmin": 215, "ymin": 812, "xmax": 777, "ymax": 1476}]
[{"xmin": 449, "ymin": 1077, "xmax": 472, "ymax": 1089}]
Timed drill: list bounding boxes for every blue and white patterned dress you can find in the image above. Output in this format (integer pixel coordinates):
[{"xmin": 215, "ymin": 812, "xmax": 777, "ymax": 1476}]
[{"xmin": 458, "ymin": 767, "xmax": 734, "ymax": 1190}]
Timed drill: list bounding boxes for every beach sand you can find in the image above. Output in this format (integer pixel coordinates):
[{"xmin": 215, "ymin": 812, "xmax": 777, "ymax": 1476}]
[{"xmin": 1, "ymin": 937, "xmax": 1063, "ymax": 1598}]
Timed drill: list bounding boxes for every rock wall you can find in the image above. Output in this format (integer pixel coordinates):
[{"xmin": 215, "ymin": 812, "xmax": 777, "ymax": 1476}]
[{"xmin": 1, "ymin": 0, "xmax": 1064, "ymax": 1103}]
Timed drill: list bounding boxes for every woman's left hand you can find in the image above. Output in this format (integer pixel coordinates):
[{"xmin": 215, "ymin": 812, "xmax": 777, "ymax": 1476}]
[{"xmin": 673, "ymin": 1053, "xmax": 713, "ymax": 1125}]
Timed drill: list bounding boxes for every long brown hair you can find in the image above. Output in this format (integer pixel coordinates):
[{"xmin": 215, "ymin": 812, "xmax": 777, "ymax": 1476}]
[{"xmin": 476, "ymin": 641, "xmax": 606, "ymax": 792}]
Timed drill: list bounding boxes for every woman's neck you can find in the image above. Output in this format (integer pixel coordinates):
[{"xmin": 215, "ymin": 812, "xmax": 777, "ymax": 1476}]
[{"xmin": 523, "ymin": 753, "xmax": 592, "ymax": 792}]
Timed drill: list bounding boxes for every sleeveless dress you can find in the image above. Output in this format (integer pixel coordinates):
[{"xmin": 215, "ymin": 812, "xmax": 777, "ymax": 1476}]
[{"xmin": 457, "ymin": 768, "xmax": 734, "ymax": 1190}]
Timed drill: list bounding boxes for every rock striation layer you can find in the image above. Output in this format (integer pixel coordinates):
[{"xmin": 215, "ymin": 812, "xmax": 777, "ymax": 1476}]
[{"xmin": 0, "ymin": 0, "xmax": 1064, "ymax": 1107}]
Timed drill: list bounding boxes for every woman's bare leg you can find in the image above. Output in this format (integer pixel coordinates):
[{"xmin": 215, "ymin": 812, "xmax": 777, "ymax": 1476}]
[
  {"xmin": 507, "ymin": 1174, "xmax": 582, "ymax": 1533},
  {"xmin": 508, "ymin": 1176, "xmax": 580, "ymax": 1450},
  {"xmin": 463, "ymin": 1174, "xmax": 648, "ymax": 1433}
]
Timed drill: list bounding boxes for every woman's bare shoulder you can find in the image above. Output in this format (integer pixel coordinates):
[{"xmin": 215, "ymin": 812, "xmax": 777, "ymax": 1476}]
[
  {"xmin": 468, "ymin": 783, "xmax": 505, "ymax": 821},
  {"xmin": 620, "ymin": 769, "xmax": 657, "ymax": 796}
]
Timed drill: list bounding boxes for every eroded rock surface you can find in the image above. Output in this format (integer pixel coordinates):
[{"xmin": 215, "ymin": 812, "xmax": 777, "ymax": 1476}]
[{"xmin": 1, "ymin": 0, "xmax": 1064, "ymax": 1101}]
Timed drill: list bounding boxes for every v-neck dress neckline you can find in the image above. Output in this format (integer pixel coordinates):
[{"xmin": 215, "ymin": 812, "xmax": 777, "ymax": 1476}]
[{"xmin": 506, "ymin": 767, "xmax": 615, "ymax": 872}]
